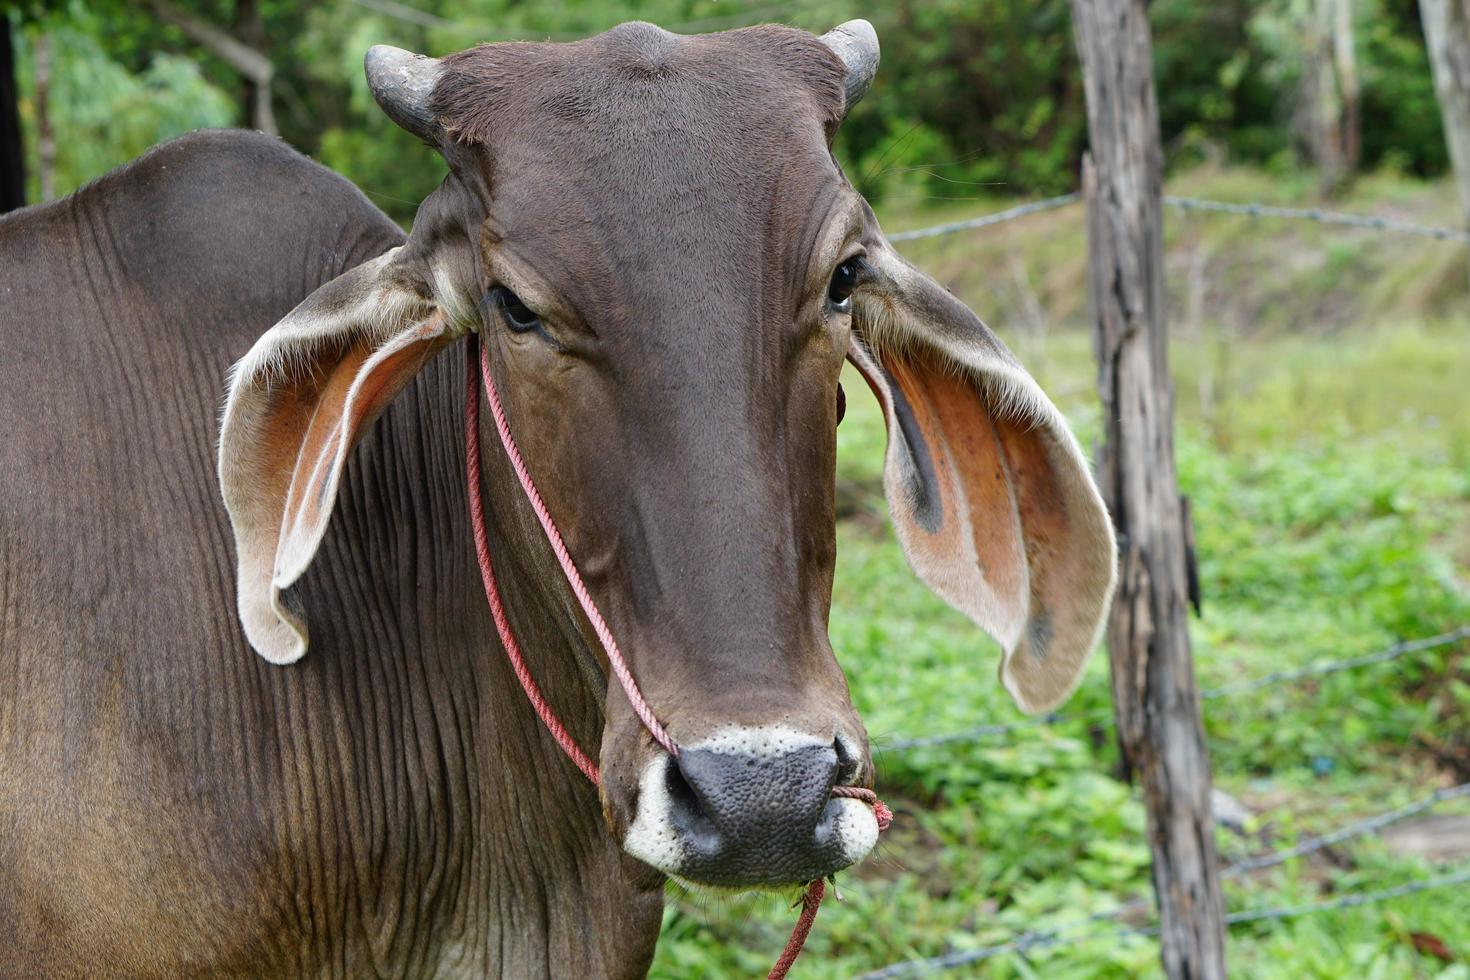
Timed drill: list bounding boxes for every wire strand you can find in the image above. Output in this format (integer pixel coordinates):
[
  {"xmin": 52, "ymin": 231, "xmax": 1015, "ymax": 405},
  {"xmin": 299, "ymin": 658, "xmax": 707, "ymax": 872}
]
[
  {"xmin": 856, "ymin": 868, "xmax": 1470, "ymax": 978},
  {"xmin": 882, "ymin": 626, "xmax": 1469, "ymax": 751},
  {"xmin": 854, "ymin": 781, "xmax": 1470, "ymax": 977},
  {"xmin": 884, "ymin": 192, "xmax": 1470, "ymax": 244}
]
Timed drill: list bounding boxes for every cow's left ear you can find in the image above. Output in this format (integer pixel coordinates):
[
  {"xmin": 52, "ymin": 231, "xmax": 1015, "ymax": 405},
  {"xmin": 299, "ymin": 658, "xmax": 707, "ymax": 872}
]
[
  {"xmin": 218, "ymin": 247, "xmax": 455, "ymax": 664},
  {"xmin": 848, "ymin": 237, "xmax": 1117, "ymax": 713}
]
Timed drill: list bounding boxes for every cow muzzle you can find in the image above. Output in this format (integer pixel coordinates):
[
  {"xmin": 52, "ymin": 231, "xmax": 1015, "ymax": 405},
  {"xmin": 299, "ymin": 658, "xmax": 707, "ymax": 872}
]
[{"xmin": 620, "ymin": 726, "xmax": 880, "ymax": 888}]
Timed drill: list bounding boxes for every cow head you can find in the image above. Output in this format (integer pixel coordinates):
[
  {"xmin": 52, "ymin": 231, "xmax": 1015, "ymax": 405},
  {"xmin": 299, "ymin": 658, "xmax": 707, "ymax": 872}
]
[{"xmin": 218, "ymin": 21, "xmax": 1115, "ymax": 890}]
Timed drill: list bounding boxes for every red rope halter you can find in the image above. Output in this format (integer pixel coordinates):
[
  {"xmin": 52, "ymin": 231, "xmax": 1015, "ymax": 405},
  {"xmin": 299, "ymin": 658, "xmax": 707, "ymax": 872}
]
[{"xmin": 464, "ymin": 335, "xmax": 888, "ymax": 978}]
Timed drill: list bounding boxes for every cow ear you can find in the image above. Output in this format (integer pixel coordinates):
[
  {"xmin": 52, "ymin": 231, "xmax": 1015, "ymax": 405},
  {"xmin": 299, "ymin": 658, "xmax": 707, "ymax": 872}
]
[
  {"xmin": 847, "ymin": 241, "xmax": 1117, "ymax": 713},
  {"xmin": 218, "ymin": 247, "xmax": 453, "ymax": 664}
]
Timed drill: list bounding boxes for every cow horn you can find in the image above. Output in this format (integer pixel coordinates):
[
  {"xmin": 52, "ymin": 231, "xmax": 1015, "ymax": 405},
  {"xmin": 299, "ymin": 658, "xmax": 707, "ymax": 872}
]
[
  {"xmin": 365, "ymin": 45, "xmax": 444, "ymax": 142},
  {"xmin": 819, "ymin": 19, "xmax": 880, "ymax": 113}
]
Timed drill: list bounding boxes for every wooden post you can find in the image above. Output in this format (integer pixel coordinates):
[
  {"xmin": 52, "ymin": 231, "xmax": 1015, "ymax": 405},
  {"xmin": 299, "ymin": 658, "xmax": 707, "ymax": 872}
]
[
  {"xmin": 1302, "ymin": 0, "xmax": 1361, "ymax": 195},
  {"xmin": 1070, "ymin": 2, "xmax": 1228, "ymax": 978}
]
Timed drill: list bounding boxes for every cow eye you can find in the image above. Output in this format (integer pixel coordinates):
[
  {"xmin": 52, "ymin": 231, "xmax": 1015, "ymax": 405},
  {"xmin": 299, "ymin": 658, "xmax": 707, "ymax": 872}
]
[
  {"xmin": 828, "ymin": 260, "xmax": 858, "ymax": 312},
  {"xmin": 493, "ymin": 287, "xmax": 541, "ymax": 332}
]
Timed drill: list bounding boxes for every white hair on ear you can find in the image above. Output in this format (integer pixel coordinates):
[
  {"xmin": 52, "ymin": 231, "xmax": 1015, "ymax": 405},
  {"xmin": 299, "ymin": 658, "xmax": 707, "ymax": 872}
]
[
  {"xmin": 217, "ymin": 245, "xmax": 456, "ymax": 664},
  {"xmin": 853, "ymin": 250, "xmax": 1053, "ymax": 433},
  {"xmin": 431, "ymin": 263, "xmax": 478, "ymax": 333},
  {"xmin": 853, "ymin": 241, "xmax": 1117, "ymax": 715},
  {"xmin": 223, "ymin": 248, "xmax": 434, "ymax": 398}
]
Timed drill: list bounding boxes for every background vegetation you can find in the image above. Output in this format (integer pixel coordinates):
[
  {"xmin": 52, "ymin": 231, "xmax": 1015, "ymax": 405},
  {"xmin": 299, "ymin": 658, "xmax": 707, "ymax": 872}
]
[
  {"xmin": 0, "ymin": 0, "xmax": 1458, "ymax": 216},
  {"xmin": 2, "ymin": 0, "xmax": 1468, "ymax": 976},
  {"xmin": 656, "ymin": 174, "xmax": 1470, "ymax": 976}
]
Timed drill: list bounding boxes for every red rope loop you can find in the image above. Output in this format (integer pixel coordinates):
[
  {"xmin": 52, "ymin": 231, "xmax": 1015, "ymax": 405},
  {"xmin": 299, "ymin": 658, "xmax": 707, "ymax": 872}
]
[
  {"xmin": 465, "ymin": 344, "xmax": 602, "ymax": 783},
  {"xmin": 472, "ymin": 338, "xmax": 678, "ymax": 757},
  {"xmin": 833, "ymin": 785, "xmax": 893, "ymax": 831},
  {"xmin": 464, "ymin": 336, "xmax": 890, "ymax": 976}
]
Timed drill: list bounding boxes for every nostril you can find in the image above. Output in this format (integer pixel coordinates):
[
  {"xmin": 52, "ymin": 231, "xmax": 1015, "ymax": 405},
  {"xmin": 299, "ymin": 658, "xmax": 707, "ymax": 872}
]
[
  {"xmin": 664, "ymin": 754, "xmax": 722, "ymax": 852},
  {"xmin": 665, "ymin": 754, "xmax": 702, "ymax": 818},
  {"xmin": 629, "ymin": 739, "xmax": 879, "ymax": 887},
  {"xmin": 833, "ymin": 736, "xmax": 859, "ymax": 785}
]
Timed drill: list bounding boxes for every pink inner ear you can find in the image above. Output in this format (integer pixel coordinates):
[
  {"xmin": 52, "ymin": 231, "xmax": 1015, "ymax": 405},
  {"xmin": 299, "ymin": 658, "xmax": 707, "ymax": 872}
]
[
  {"xmin": 851, "ymin": 336, "xmax": 1113, "ymax": 713},
  {"xmin": 988, "ymin": 413, "xmax": 1106, "ymax": 706},
  {"xmin": 881, "ymin": 351, "xmax": 1031, "ymax": 652},
  {"xmin": 273, "ymin": 320, "xmax": 449, "ymax": 588}
]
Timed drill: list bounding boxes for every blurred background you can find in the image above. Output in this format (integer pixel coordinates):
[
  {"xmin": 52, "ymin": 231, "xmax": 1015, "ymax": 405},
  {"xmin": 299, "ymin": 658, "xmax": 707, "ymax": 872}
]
[
  {"xmin": 0, "ymin": 0, "xmax": 1462, "ymax": 223},
  {"xmin": 3, "ymin": 1, "xmax": 1468, "ymax": 977}
]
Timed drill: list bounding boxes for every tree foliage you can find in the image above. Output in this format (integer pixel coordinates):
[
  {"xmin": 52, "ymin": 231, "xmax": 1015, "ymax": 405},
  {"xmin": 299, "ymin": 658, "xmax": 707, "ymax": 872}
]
[
  {"xmin": 9, "ymin": 5, "xmax": 233, "ymax": 201},
  {"xmin": 1, "ymin": 0, "xmax": 1454, "ymax": 218}
]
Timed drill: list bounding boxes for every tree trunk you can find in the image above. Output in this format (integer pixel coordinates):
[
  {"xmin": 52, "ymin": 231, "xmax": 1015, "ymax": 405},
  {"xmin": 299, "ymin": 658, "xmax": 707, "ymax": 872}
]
[
  {"xmin": 146, "ymin": 0, "xmax": 276, "ymax": 135},
  {"xmin": 33, "ymin": 30, "xmax": 53, "ymax": 202},
  {"xmin": 1333, "ymin": 0, "xmax": 1361, "ymax": 174},
  {"xmin": 1300, "ymin": 0, "xmax": 1359, "ymax": 195},
  {"xmin": 0, "ymin": 16, "xmax": 25, "ymax": 213},
  {"xmin": 1420, "ymin": 0, "xmax": 1470, "ymax": 244},
  {"xmin": 232, "ymin": 0, "xmax": 274, "ymax": 134},
  {"xmin": 1070, "ymin": 1, "xmax": 1228, "ymax": 977}
]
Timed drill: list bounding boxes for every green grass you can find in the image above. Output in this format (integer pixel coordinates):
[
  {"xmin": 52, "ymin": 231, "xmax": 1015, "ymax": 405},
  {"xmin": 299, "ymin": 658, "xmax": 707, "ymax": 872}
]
[{"xmin": 651, "ymin": 169, "xmax": 1470, "ymax": 978}]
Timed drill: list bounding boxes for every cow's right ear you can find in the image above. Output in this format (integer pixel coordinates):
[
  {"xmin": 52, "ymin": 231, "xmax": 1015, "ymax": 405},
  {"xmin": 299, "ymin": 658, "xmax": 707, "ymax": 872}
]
[
  {"xmin": 218, "ymin": 247, "xmax": 455, "ymax": 664},
  {"xmin": 846, "ymin": 237, "xmax": 1116, "ymax": 714}
]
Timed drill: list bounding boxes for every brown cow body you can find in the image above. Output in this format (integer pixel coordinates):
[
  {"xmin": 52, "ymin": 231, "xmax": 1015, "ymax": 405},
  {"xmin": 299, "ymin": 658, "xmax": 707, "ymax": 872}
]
[
  {"xmin": 0, "ymin": 131, "xmax": 661, "ymax": 977},
  {"xmin": 2, "ymin": 21, "xmax": 1114, "ymax": 978}
]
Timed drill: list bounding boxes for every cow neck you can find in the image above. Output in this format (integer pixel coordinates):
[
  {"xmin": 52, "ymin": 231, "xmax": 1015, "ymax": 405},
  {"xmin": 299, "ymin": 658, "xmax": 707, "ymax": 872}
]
[{"xmin": 463, "ymin": 334, "xmax": 890, "ymax": 980}]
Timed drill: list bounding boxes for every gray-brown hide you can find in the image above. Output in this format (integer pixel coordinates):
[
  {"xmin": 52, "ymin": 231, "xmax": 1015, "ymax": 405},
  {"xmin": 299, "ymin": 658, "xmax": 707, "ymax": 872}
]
[
  {"xmin": 0, "ymin": 132, "xmax": 659, "ymax": 977},
  {"xmin": 2, "ymin": 20, "xmax": 1117, "ymax": 980}
]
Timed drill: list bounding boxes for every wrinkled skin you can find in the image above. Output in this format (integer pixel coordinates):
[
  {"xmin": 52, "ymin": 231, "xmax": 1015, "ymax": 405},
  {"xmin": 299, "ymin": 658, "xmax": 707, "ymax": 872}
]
[
  {"xmin": 221, "ymin": 21, "xmax": 891, "ymax": 902},
  {"xmin": 1, "ymin": 132, "xmax": 662, "ymax": 978},
  {"xmin": 3, "ymin": 20, "xmax": 1115, "ymax": 980},
  {"xmin": 431, "ymin": 22, "xmax": 872, "ymax": 849}
]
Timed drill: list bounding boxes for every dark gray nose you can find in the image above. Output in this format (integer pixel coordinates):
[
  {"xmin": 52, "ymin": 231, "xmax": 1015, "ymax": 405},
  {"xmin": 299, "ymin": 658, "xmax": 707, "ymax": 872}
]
[{"xmin": 661, "ymin": 740, "xmax": 865, "ymax": 886}]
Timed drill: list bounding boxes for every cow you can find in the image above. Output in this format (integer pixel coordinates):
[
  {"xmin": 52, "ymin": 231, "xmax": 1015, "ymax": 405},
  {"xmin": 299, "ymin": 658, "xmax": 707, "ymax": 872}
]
[{"xmin": 0, "ymin": 20, "xmax": 1115, "ymax": 979}]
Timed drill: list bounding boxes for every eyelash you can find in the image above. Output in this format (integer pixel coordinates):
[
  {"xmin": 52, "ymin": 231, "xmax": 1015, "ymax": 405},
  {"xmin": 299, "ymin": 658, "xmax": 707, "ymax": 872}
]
[{"xmin": 490, "ymin": 286, "xmax": 541, "ymax": 332}]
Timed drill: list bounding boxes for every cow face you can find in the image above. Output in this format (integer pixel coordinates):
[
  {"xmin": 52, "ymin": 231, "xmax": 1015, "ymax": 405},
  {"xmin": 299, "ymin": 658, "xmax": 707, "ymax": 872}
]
[{"xmin": 218, "ymin": 22, "xmax": 1115, "ymax": 890}]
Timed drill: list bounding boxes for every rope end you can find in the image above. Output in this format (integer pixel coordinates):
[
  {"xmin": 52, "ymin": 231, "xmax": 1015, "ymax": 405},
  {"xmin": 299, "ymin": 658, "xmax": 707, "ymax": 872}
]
[{"xmin": 873, "ymin": 799, "xmax": 894, "ymax": 832}]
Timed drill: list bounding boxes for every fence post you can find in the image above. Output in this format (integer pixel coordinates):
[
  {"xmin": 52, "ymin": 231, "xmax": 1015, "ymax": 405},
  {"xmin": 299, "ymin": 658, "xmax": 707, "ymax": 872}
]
[{"xmin": 1069, "ymin": 2, "xmax": 1228, "ymax": 978}]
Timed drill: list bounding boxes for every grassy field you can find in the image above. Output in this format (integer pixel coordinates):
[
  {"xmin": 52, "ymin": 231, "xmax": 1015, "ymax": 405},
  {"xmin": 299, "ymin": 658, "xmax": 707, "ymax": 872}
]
[{"xmin": 651, "ymin": 169, "xmax": 1470, "ymax": 978}]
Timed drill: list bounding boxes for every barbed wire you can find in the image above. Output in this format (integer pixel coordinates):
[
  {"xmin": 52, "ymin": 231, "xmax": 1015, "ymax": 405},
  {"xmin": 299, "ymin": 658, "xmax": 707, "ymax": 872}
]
[
  {"xmin": 880, "ymin": 705, "xmax": 1109, "ymax": 750},
  {"xmin": 1222, "ymin": 781, "xmax": 1470, "ymax": 877},
  {"xmin": 350, "ymin": 0, "xmax": 451, "ymax": 30},
  {"xmin": 881, "ymin": 625, "xmax": 1470, "ymax": 752},
  {"xmin": 855, "ymin": 780, "xmax": 1470, "ymax": 976},
  {"xmin": 1200, "ymin": 625, "xmax": 1470, "ymax": 701},
  {"xmin": 1226, "ymin": 867, "xmax": 1470, "ymax": 924},
  {"xmin": 858, "ymin": 867, "xmax": 1470, "ymax": 977},
  {"xmin": 855, "ymin": 100, "xmax": 1470, "ymax": 980},
  {"xmin": 886, "ymin": 193, "xmax": 1082, "ymax": 242},
  {"xmin": 860, "ymin": 870, "xmax": 1470, "ymax": 977},
  {"xmin": 885, "ymin": 192, "xmax": 1470, "ymax": 244},
  {"xmin": 855, "ymin": 908, "xmax": 1154, "ymax": 978},
  {"xmin": 1164, "ymin": 195, "xmax": 1470, "ymax": 243}
]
